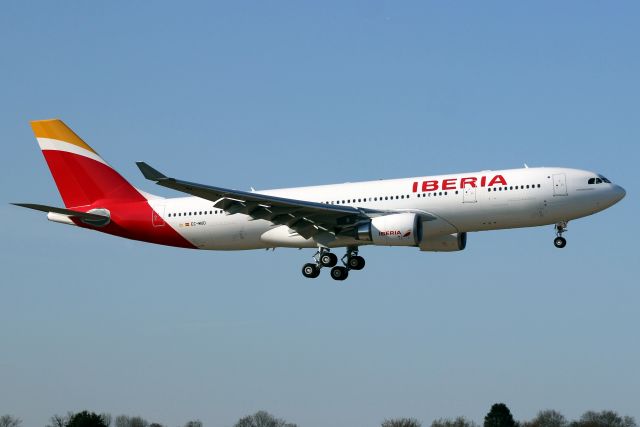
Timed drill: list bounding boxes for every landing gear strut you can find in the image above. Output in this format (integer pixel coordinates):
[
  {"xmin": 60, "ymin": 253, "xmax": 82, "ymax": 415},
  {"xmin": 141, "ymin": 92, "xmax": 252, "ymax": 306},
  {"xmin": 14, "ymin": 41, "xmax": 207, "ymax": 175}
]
[
  {"xmin": 554, "ymin": 221, "xmax": 568, "ymax": 248},
  {"xmin": 301, "ymin": 247, "xmax": 365, "ymax": 280}
]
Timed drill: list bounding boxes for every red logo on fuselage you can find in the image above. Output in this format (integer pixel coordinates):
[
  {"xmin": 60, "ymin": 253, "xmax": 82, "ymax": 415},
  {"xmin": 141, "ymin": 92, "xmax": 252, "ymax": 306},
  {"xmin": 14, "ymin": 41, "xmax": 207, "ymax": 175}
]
[
  {"xmin": 411, "ymin": 174, "xmax": 507, "ymax": 193},
  {"xmin": 379, "ymin": 230, "xmax": 412, "ymax": 237}
]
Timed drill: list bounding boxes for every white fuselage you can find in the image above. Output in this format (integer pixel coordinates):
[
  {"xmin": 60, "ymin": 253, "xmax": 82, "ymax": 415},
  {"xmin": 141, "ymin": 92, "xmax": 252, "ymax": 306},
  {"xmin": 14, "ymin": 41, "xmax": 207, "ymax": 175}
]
[{"xmin": 146, "ymin": 167, "xmax": 625, "ymax": 250}]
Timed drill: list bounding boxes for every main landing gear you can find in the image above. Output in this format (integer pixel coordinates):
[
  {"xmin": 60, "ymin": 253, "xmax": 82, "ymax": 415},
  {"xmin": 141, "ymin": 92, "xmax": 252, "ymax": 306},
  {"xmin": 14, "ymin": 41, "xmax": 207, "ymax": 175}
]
[
  {"xmin": 554, "ymin": 221, "xmax": 568, "ymax": 248},
  {"xmin": 302, "ymin": 247, "xmax": 365, "ymax": 281}
]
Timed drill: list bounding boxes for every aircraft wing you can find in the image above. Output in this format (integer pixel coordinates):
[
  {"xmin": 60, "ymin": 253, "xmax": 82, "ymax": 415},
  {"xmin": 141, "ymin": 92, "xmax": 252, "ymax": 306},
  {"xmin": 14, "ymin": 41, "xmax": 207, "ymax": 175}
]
[{"xmin": 136, "ymin": 162, "xmax": 381, "ymax": 239}]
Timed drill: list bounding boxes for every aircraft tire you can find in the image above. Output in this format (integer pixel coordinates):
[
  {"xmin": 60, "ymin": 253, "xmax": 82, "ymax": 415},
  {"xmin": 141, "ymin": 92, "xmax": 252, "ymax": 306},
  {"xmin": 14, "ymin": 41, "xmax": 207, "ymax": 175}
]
[
  {"xmin": 330, "ymin": 266, "xmax": 349, "ymax": 281},
  {"xmin": 554, "ymin": 236, "xmax": 567, "ymax": 248},
  {"xmin": 302, "ymin": 263, "xmax": 321, "ymax": 278},
  {"xmin": 347, "ymin": 255, "xmax": 365, "ymax": 270},
  {"xmin": 320, "ymin": 252, "xmax": 338, "ymax": 267}
]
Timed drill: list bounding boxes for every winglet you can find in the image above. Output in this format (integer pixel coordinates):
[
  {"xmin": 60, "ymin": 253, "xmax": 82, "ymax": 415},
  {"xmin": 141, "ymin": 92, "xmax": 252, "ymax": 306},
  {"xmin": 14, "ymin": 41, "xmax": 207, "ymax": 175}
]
[{"xmin": 136, "ymin": 162, "xmax": 168, "ymax": 181}]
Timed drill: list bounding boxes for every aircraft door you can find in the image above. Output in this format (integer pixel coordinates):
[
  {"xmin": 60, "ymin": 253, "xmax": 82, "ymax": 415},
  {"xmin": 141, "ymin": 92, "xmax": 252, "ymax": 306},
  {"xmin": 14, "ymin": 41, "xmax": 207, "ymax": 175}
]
[
  {"xmin": 463, "ymin": 186, "xmax": 477, "ymax": 203},
  {"xmin": 152, "ymin": 205, "xmax": 166, "ymax": 227},
  {"xmin": 553, "ymin": 173, "xmax": 568, "ymax": 196}
]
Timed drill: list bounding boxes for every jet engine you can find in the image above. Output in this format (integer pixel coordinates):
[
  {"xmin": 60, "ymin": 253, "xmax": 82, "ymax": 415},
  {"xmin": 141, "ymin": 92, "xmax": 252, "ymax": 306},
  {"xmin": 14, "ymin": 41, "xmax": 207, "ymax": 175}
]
[
  {"xmin": 355, "ymin": 212, "xmax": 467, "ymax": 251},
  {"xmin": 356, "ymin": 213, "xmax": 421, "ymax": 246}
]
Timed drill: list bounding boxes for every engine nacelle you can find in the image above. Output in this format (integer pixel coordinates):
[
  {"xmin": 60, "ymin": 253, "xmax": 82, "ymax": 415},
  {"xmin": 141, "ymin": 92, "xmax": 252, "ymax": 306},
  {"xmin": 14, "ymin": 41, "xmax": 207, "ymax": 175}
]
[
  {"xmin": 356, "ymin": 213, "xmax": 421, "ymax": 246},
  {"xmin": 419, "ymin": 232, "xmax": 467, "ymax": 252}
]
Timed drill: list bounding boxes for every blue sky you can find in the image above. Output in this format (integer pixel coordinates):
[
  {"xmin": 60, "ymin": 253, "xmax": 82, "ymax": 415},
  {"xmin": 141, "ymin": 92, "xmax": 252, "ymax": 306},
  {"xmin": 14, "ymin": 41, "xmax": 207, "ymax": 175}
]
[{"xmin": 0, "ymin": 2, "xmax": 638, "ymax": 426}]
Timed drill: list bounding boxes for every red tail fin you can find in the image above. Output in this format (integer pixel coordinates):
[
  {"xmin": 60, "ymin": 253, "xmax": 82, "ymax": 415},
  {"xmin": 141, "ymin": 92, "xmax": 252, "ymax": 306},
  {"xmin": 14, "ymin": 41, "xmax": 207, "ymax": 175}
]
[{"xmin": 31, "ymin": 119, "xmax": 145, "ymax": 208}]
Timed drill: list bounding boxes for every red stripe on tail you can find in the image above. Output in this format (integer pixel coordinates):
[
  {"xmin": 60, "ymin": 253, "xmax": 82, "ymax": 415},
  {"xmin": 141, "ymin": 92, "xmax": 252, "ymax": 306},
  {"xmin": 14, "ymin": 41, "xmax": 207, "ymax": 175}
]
[{"xmin": 42, "ymin": 150, "xmax": 145, "ymax": 208}]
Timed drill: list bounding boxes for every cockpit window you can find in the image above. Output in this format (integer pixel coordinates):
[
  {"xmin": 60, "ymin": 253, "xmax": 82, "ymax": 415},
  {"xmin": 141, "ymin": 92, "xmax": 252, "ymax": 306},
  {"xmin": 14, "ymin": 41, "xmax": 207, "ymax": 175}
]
[{"xmin": 588, "ymin": 176, "xmax": 610, "ymax": 185}]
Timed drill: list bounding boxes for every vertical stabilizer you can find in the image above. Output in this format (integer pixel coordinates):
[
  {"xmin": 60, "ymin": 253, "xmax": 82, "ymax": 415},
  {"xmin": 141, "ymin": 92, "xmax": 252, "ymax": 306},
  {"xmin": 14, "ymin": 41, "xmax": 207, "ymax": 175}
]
[{"xmin": 31, "ymin": 119, "xmax": 145, "ymax": 207}]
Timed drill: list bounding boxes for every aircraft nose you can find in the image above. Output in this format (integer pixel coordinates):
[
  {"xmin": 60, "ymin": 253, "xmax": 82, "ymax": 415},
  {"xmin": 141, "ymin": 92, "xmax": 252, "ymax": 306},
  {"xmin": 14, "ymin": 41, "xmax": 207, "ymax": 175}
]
[{"xmin": 612, "ymin": 185, "xmax": 626, "ymax": 203}]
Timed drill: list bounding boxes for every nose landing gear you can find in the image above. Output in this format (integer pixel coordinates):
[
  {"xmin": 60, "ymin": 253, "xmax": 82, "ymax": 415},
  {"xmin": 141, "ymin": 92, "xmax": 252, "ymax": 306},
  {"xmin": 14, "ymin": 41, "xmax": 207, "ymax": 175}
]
[
  {"xmin": 554, "ymin": 221, "xmax": 568, "ymax": 248},
  {"xmin": 301, "ymin": 247, "xmax": 365, "ymax": 280}
]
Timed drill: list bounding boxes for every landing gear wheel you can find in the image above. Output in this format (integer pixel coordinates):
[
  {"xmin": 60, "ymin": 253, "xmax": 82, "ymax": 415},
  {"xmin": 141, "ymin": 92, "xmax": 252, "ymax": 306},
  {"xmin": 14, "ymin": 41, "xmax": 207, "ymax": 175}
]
[
  {"xmin": 330, "ymin": 266, "xmax": 349, "ymax": 281},
  {"xmin": 347, "ymin": 255, "xmax": 365, "ymax": 270},
  {"xmin": 554, "ymin": 236, "xmax": 567, "ymax": 248},
  {"xmin": 320, "ymin": 252, "xmax": 338, "ymax": 268},
  {"xmin": 302, "ymin": 263, "xmax": 321, "ymax": 278}
]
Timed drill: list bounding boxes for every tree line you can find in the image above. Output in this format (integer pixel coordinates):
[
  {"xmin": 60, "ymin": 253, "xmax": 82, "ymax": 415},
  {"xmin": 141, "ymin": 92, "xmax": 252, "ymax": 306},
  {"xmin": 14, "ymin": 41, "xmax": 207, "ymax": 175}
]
[{"xmin": 0, "ymin": 404, "xmax": 636, "ymax": 427}]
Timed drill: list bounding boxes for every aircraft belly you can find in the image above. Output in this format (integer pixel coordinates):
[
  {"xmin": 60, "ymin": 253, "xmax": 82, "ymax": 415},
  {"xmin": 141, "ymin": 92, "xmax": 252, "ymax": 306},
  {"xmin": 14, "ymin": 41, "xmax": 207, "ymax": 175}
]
[
  {"xmin": 173, "ymin": 215, "xmax": 270, "ymax": 250},
  {"xmin": 210, "ymin": 217, "xmax": 271, "ymax": 250},
  {"xmin": 445, "ymin": 196, "xmax": 552, "ymax": 232}
]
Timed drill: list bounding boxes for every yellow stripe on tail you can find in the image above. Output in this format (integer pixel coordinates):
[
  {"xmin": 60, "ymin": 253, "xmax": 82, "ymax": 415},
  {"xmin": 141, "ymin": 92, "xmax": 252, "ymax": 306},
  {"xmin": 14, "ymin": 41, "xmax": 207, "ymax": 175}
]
[{"xmin": 31, "ymin": 119, "xmax": 99, "ymax": 155}]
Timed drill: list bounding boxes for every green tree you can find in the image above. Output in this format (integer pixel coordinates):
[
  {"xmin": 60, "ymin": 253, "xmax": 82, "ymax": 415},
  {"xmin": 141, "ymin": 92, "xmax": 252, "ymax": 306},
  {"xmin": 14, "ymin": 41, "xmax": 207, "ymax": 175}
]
[
  {"xmin": 382, "ymin": 418, "xmax": 422, "ymax": 427},
  {"xmin": 66, "ymin": 411, "xmax": 109, "ymax": 427},
  {"xmin": 234, "ymin": 411, "xmax": 297, "ymax": 427},
  {"xmin": 0, "ymin": 415, "xmax": 22, "ymax": 427},
  {"xmin": 522, "ymin": 410, "xmax": 568, "ymax": 427},
  {"xmin": 115, "ymin": 416, "xmax": 148, "ymax": 427},
  {"xmin": 484, "ymin": 404, "xmax": 516, "ymax": 427},
  {"xmin": 570, "ymin": 411, "xmax": 636, "ymax": 427},
  {"xmin": 432, "ymin": 417, "xmax": 478, "ymax": 427},
  {"xmin": 183, "ymin": 422, "xmax": 202, "ymax": 427}
]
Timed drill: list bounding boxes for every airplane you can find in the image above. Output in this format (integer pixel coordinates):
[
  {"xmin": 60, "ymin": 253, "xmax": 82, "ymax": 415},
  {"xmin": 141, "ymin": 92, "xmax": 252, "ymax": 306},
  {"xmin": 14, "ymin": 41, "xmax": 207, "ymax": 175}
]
[{"xmin": 14, "ymin": 119, "xmax": 626, "ymax": 281}]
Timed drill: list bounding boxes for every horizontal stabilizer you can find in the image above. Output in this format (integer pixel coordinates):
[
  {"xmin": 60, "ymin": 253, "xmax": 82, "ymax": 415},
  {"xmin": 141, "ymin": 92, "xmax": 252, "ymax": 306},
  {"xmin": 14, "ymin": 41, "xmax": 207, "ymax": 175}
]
[{"xmin": 12, "ymin": 203, "xmax": 110, "ymax": 225}]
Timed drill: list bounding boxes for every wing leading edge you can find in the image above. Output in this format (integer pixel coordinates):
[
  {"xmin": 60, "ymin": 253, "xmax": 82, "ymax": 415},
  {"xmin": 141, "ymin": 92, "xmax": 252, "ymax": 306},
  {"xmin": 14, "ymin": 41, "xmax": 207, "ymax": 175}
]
[{"xmin": 136, "ymin": 162, "xmax": 380, "ymax": 239}]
